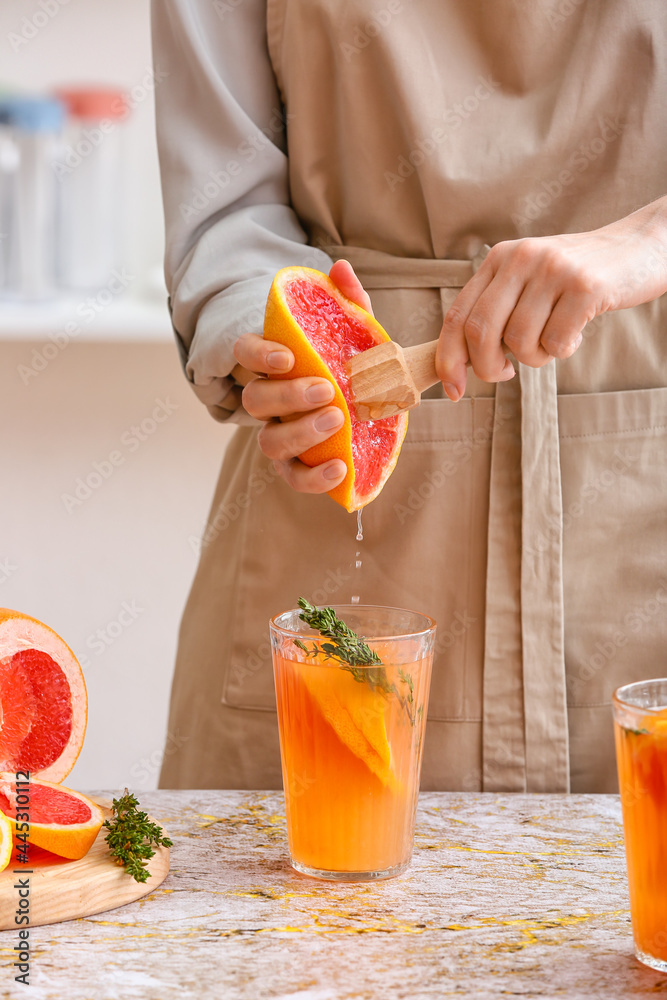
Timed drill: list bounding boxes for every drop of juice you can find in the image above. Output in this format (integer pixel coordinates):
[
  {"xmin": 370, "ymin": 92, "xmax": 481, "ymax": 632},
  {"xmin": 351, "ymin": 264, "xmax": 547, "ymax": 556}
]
[{"xmin": 352, "ymin": 514, "xmax": 363, "ymax": 605}]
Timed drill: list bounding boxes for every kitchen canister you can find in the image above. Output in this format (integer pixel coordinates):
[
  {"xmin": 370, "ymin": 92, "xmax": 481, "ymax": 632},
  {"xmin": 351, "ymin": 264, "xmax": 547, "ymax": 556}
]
[
  {"xmin": 0, "ymin": 118, "xmax": 19, "ymax": 294},
  {"xmin": 53, "ymin": 87, "xmax": 127, "ymax": 292},
  {"xmin": 0, "ymin": 95, "xmax": 65, "ymax": 300}
]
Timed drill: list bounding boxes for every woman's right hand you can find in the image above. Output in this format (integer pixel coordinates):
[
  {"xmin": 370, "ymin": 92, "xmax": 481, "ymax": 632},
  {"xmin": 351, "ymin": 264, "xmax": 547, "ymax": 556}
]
[{"xmin": 233, "ymin": 332, "xmax": 347, "ymax": 493}]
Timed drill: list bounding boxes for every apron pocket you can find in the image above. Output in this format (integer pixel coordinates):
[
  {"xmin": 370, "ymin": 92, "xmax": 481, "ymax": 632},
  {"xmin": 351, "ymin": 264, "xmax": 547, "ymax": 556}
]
[
  {"xmin": 222, "ymin": 398, "xmax": 494, "ymax": 722},
  {"xmin": 558, "ymin": 386, "xmax": 667, "ymax": 708}
]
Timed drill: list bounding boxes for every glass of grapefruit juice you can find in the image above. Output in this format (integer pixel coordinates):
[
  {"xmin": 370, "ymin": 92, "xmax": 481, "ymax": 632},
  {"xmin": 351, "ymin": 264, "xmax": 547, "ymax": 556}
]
[
  {"xmin": 270, "ymin": 605, "xmax": 435, "ymax": 881},
  {"xmin": 613, "ymin": 678, "xmax": 667, "ymax": 971}
]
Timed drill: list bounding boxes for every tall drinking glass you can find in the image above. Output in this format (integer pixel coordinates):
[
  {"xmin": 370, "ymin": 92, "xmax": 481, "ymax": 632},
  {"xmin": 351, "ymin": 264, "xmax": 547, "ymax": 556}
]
[
  {"xmin": 613, "ymin": 678, "xmax": 667, "ymax": 971},
  {"xmin": 270, "ymin": 605, "xmax": 435, "ymax": 881}
]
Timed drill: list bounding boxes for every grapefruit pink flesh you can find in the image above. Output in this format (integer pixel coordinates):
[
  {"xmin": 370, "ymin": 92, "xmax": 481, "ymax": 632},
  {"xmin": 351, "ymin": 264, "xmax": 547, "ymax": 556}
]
[
  {"xmin": 0, "ymin": 781, "xmax": 91, "ymax": 825},
  {"xmin": 284, "ymin": 279, "xmax": 402, "ymax": 500},
  {"xmin": 0, "ymin": 655, "xmax": 35, "ymax": 760},
  {"xmin": 0, "ymin": 649, "xmax": 73, "ymax": 773}
]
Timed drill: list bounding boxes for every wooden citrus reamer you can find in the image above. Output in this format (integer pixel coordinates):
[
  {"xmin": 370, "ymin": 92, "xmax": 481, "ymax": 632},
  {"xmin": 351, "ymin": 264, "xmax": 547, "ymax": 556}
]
[
  {"xmin": 345, "ymin": 338, "xmax": 441, "ymax": 422},
  {"xmin": 230, "ymin": 337, "xmax": 442, "ymax": 423}
]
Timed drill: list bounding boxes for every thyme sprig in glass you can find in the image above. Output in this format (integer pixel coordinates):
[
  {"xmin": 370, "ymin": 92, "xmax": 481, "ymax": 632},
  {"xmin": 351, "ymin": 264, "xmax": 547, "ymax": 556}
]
[{"xmin": 293, "ymin": 598, "xmax": 417, "ymax": 724}]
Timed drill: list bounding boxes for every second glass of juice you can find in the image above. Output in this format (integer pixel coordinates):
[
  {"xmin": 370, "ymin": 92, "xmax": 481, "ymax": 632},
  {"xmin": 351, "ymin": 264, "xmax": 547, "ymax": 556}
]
[
  {"xmin": 271, "ymin": 605, "xmax": 435, "ymax": 881},
  {"xmin": 613, "ymin": 678, "xmax": 667, "ymax": 971}
]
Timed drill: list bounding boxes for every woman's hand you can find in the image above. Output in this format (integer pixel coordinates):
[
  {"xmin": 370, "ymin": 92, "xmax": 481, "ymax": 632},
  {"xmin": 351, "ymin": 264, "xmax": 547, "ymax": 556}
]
[
  {"xmin": 437, "ymin": 196, "xmax": 667, "ymax": 401},
  {"xmin": 234, "ymin": 259, "xmax": 372, "ymax": 493}
]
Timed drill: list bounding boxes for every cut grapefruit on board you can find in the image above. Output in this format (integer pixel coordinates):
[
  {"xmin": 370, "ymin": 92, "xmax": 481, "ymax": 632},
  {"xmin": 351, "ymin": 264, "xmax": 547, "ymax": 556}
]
[
  {"xmin": 0, "ymin": 610, "xmax": 87, "ymax": 782},
  {"xmin": 0, "ymin": 774, "xmax": 104, "ymax": 860},
  {"xmin": 264, "ymin": 267, "xmax": 408, "ymax": 512}
]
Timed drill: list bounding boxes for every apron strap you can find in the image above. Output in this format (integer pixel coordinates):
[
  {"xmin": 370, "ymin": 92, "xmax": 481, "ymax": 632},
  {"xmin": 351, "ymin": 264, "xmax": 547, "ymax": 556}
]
[
  {"xmin": 482, "ymin": 373, "xmax": 528, "ymax": 790},
  {"xmin": 519, "ymin": 362, "xmax": 569, "ymax": 791},
  {"xmin": 482, "ymin": 363, "xmax": 569, "ymax": 792}
]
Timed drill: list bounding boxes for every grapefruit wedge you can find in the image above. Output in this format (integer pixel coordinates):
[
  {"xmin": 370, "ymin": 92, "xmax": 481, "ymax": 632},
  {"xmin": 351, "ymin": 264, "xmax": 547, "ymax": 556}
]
[
  {"xmin": 296, "ymin": 663, "xmax": 397, "ymax": 790},
  {"xmin": 0, "ymin": 811, "xmax": 11, "ymax": 873},
  {"xmin": 0, "ymin": 774, "xmax": 103, "ymax": 861},
  {"xmin": 264, "ymin": 267, "xmax": 408, "ymax": 512},
  {"xmin": 0, "ymin": 610, "xmax": 87, "ymax": 782}
]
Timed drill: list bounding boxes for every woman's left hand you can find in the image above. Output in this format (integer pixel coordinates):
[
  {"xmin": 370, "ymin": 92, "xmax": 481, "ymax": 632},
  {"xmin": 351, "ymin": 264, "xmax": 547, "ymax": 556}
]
[{"xmin": 436, "ymin": 196, "xmax": 667, "ymax": 401}]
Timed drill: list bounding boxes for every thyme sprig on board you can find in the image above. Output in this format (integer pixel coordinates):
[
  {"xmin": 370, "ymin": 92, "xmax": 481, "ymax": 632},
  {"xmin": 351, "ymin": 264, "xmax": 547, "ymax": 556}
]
[
  {"xmin": 103, "ymin": 789, "xmax": 172, "ymax": 883},
  {"xmin": 294, "ymin": 598, "xmax": 418, "ymax": 723}
]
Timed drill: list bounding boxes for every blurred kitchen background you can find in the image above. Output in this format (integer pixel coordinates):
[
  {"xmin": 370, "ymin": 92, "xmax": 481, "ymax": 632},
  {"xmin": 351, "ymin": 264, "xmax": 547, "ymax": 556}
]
[{"xmin": 0, "ymin": 1, "xmax": 233, "ymax": 788}]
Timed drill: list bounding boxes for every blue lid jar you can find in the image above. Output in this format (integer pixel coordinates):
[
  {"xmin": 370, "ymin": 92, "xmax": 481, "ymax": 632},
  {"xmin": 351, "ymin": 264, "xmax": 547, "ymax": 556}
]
[{"xmin": 0, "ymin": 95, "xmax": 65, "ymax": 132}]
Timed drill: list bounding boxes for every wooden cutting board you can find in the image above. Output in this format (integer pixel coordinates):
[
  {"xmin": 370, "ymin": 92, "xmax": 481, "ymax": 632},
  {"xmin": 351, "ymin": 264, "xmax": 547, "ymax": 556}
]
[{"xmin": 0, "ymin": 797, "xmax": 170, "ymax": 930}]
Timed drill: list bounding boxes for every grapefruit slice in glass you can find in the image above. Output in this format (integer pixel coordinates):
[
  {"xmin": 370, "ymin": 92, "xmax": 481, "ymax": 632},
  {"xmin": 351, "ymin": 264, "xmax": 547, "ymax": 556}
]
[
  {"xmin": 264, "ymin": 267, "xmax": 408, "ymax": 512},
  {"xmin": 0, "ymin": 774, "xmax": 103, "ymax": 860},
  {"xmin": 0, "ymin": 610, "xmax": 87, "ymax": 782},
  {"xmin": 295, "ymin": 662, "xmax": 397, "ymax": 789}
]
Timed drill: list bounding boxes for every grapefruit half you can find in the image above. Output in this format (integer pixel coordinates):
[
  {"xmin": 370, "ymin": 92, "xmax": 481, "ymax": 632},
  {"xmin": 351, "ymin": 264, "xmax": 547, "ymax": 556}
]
[
  {"xmin": 0, "ymin": 610, "xmax": 87, "ymax": 782},
  {"xmin": 0, "ymin": 774, "xmax": 103, "ymax": 860},
  {"xmin": 264, "ymin": 267, "xmax": 408, "ymax": 512}
]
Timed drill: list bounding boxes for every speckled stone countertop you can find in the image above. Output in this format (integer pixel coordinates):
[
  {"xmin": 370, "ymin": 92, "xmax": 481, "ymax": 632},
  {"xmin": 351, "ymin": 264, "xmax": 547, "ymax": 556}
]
[{"xmin": 2, "ymin": 791, "xmax": 666, "ymax": 1000}]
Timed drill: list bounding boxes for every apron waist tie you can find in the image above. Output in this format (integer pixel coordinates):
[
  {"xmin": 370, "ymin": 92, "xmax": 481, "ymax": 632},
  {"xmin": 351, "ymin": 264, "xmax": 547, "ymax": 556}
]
[{"xmin": 320, "ymin": 242, "xmax": 490, "ymax": 288}]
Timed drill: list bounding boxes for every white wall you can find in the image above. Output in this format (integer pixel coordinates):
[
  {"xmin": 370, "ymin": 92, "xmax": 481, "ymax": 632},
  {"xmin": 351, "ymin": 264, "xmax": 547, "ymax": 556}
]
[
  {"xmin": 0, "ymin": 1, "xmax": 235, "ymax": 788},
  {"xmin": 1, "ymin": 343, "xmax": 232, "ymax": 789}
]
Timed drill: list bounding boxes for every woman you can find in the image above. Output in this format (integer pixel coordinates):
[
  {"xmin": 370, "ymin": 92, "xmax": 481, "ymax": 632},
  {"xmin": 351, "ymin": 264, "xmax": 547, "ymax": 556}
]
[{"xmin": 152, "ymin": 0, "xmax": 667, "ymax": 792}]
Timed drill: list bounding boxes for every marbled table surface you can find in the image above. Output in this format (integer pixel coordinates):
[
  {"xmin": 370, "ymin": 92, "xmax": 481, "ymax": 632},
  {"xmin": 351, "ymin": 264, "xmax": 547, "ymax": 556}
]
[{"xmin": 2, "ymin": 790, "xmax": 667, "ymax": 1000}]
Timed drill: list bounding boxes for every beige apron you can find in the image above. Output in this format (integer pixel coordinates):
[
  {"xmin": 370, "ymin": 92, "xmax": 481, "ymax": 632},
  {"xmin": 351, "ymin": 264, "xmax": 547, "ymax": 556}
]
[{"xmin": 160, "ymin": 0, "xmax": 667, "ymax": 793}]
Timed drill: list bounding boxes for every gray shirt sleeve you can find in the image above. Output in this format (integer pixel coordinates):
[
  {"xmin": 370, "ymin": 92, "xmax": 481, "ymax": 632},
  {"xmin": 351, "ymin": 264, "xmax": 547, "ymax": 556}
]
[{"xmin": 151, "ymin": 0, "xmax": 333, "ymax": 422}]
